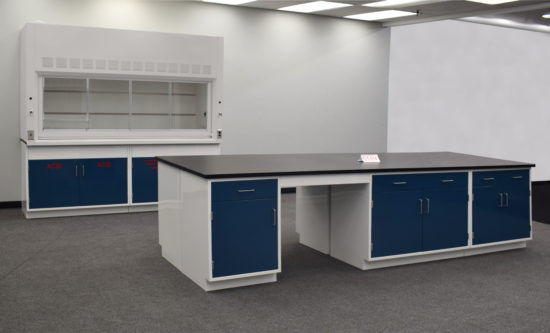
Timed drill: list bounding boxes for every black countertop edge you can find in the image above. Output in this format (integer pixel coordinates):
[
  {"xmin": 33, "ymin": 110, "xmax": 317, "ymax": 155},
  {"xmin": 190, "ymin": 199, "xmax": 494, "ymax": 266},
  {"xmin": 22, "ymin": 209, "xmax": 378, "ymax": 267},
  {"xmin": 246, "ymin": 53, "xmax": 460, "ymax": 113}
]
[{"xmin": 158, "ymin": 159, "xmax": 535, "ymax": 180}]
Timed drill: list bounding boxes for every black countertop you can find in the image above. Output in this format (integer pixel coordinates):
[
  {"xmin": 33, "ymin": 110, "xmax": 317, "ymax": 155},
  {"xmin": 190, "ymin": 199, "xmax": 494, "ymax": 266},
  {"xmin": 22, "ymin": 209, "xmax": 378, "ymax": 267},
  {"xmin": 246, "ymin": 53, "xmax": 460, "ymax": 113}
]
[{"xmin": 157, "ymin": 152, "xmax": 535, "ymax": 179}]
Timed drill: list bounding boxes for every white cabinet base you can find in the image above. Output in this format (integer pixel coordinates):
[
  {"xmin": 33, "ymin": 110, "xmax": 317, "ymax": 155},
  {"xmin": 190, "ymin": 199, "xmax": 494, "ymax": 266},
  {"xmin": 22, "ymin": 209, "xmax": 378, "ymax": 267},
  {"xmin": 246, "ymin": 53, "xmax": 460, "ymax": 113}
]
[
  {"xmin": 204, "ymin": 274, "xmax": 277, "ymax": 291},
  {"xmin": 23, "ymin": 203, "xmax": 157, "ymax": 219},
  {"xmin": 360, "ymin": 241, "xmax": 526, "ymax": 270}
]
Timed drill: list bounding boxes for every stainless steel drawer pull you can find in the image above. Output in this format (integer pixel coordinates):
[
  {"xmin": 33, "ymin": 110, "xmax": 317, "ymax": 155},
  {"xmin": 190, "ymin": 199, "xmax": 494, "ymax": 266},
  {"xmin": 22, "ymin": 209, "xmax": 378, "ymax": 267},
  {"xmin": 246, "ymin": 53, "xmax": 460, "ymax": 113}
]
[
  {"xmin": 419, "ymin": 199, "xmax": 423, "ymax": 215},
  {"xmin": 393, "ymin": 182, "xmax": 407, "ymax": 185},
  {"xmin": 237, "ymin": 189, "xmax": 255, "ymax": 193},
  {"xmin": 483, "ymin": 177, "xmax": 495, "ymax": 181},
  {"xmin": 512, "ymin": 176, "xmax": 523, "ymax": 179},
  {"xmin": 440, "ymin": 179, "xmax": 454, "ymax": 183},
  {"xmin": 499, "ymin": 193, "xmax": 503, "ymax": 207},
  {"xmin": 505, "ymin": 192, "xmax": 509, "ymax": 207},
  {"xmin": 272, "ymin": 208, "xmax": 277, "ymax": 226}
]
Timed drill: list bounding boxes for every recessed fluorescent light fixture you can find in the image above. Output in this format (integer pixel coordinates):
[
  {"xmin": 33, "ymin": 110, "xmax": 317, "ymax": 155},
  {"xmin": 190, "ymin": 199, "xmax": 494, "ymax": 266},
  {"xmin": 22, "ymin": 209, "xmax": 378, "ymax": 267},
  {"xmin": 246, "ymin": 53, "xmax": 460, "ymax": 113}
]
[
  {"xmin": 465, "ymin": 0, "xmax": 519, "ymax": 5},
  {"xmin": 543, "ymin": 13, "xmax": 550, "ymax": 19},
  {"xmin": 278, "ymin": 1, "xmax": 352, "ymax": 13},
  {"xmin": 346, "ymin": 10, "xmax": 416, "ymax": 21},
  {"xmin": 364, "ymin": 0, "xmax": 429, "ymax": 8},
  {"xmin": 203, "ymin": 0, "xmax": 254, "ymax": 5}
]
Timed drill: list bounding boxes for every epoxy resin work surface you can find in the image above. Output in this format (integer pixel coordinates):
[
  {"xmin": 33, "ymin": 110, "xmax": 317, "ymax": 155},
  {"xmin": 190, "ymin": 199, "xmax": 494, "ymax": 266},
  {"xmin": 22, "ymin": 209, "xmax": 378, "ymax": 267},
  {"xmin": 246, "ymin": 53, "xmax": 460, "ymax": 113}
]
[{"xmin": 157, "ymin": 152, "xmax": 534, "ymax": 179}]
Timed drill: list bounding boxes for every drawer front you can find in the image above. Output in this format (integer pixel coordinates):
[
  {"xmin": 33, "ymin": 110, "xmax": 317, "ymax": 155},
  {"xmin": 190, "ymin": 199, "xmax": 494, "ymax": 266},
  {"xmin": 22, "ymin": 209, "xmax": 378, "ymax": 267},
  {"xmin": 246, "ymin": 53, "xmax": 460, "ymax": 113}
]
[
  {"xmin": 423, "ymin": 172, "xmax": 468, "ymax": 190},
  {"xmin": 212, "ymin": 179, "xmax": 278, "ymax": 202},
  {"xmin": 372, "ymin": 174, "xmax": 424, "ymax": 193},
  {"xmin": 473, "ymin": 170, "xmax": 504, "ymax": 187},
  {"xmin": 500, "ymin": 169, "xmax": 530, "ymax": 188},
  {"xmin": 473, "ymin": 169, "xmax": 529, "ymax": 188}
]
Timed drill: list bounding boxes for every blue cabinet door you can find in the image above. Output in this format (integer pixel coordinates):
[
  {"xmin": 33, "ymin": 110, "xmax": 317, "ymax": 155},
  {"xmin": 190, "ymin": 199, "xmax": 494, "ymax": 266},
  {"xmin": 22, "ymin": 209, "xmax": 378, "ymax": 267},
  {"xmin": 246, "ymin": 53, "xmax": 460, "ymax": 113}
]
[
  {"xmin": 372, "ymin": 190, "xmax": 423, "ymax": 257},
  {"xmin": 502, "ymin": 171, "xmax": 531, "ymax": 241},
  {"xmin": 79, "ymin": 158, "xmax": 127, "ymax": 206},
  {"xmin": 132, "ymin": 157, "xmax": 158, "ymax": 203},
  {"xmin": 473, "ymin": 170, "xmax": 530, "ymax": 245},
  {"xmin": 28, "ymin": 159, "xmax": 79, "ymax": 209},
  {"xmin": 503, "ymin": 187, "xmax": 530, "ymax": 241},
  {"xmin": 473, "ymin": 185, "xmax": 502, "ymax": 245},
  {"xmin": 473, "ymin": 171, "xmax": 504, "ymax": 245},
  {"xmin": 422, "ymin": 188, "xmax": 468, "ymax": 251},
  {"xmin": 211, "ymin": 198, "xmax": 278, "ymax": 278}
]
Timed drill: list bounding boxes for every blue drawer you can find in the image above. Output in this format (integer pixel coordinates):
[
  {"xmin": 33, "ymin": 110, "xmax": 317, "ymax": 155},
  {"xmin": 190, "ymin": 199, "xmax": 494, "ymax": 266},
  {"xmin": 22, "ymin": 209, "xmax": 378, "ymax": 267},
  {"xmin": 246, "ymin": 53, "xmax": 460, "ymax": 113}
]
[
  {"xmin": 473, "ymin": 169, "xmax": 529, "ymax": 188},
  {"xmin": 501, "ymin": 169, "xmax": 530, "ymax": 187},
  {"xmin": 423, "ymin": 172, "xmax": 468, "ymax": 190},
  {"xmin": 212, "ymin": 179, "xmax": 278, "ymax": 202},
  {"xmin": 372, "ymin": 174, "xmax": 423, "ymax": 193},
  {"xmin": 473, "ymin": 171, "xmax": 501, "ymax": 187}
]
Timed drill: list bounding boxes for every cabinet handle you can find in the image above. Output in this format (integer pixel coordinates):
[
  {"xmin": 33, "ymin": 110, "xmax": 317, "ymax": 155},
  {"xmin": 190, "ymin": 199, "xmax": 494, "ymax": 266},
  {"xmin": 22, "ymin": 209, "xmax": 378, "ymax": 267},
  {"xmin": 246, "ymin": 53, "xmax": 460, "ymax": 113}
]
[
  {"xmin": 237, "ymin": 189, "xmax": 255, "ymax": 193},
  {"xmin": 505, "ymin": 193, "xmax": 509, "ymax": 207},
  {"xmin": 82, "ymin": 165, "xmax": 85, "ymax": 177},
  {"xmin": 440, "ymin": 179, "xmax": 454, "ymax": 183},
  {"xmin": 272, "ymin": 208, "xmax": 277, "ymax": 226},
  {"xmin": 483, "ymin": 177, "xmax": 495, "ymax": 181},
  {"xmin": 393, "ymin": 181, "xmax": 407, "ymax": 185},
  {"xmin": 499, "ymin": 193, "xmax": 503, "ymax": 207},
  {"xmin": 75, "ymin": 165, "xmax": 78, "ymax": 177},
  {"xmin": 512, "ymin": 176, "xmax": 523, "ymax": 180},
  {"xmin": 419, "ymin": 199, "xmax": 423, "ymax": 215},
  {"xmin": 425, "ymin": 198, "xmax": 430, "ymax": 214}
]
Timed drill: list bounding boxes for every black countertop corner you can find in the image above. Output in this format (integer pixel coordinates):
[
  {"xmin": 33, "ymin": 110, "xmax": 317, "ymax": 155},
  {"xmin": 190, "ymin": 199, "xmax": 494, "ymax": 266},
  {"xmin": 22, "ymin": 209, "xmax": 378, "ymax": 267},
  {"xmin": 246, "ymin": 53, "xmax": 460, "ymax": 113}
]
[{"xmin": 157, "ymin": 152, "xmax": 535, "ymax": 179}]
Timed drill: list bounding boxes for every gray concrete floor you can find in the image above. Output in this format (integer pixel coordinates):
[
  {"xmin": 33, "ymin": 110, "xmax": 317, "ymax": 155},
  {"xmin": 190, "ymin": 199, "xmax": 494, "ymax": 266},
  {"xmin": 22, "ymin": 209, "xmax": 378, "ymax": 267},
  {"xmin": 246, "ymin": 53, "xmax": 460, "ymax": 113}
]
[{"xmin": 1, "ymin": 194, "xmax": 549, "ymax": 332}]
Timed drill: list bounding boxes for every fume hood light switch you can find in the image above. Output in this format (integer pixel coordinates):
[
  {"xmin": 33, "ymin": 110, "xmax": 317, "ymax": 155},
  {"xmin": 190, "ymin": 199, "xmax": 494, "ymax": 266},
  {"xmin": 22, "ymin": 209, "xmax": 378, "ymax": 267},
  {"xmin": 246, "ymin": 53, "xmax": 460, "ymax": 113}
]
[{"xmin": 27, "ymin": 130, "xmax": 34, "ymax": 140}]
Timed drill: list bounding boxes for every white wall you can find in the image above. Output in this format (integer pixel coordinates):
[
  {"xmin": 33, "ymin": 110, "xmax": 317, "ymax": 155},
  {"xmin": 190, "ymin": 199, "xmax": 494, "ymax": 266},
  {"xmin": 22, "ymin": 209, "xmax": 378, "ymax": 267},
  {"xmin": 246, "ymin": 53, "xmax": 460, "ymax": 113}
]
[
  {"xmin": 0, "ymin": 0, "xmax": 390, "ymax": 202},
  {"xmin": 388, "ymin": 19, "xmax": 550, "ymax": 181}
]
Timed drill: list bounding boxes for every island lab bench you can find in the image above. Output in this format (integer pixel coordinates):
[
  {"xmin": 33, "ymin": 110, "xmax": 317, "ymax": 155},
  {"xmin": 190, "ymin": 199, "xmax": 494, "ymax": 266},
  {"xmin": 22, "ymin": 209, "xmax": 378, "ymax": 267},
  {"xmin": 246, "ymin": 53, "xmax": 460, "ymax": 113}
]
[{"xmin": 157, "ymin": 152, "xmax": 534, "ymax": 291}]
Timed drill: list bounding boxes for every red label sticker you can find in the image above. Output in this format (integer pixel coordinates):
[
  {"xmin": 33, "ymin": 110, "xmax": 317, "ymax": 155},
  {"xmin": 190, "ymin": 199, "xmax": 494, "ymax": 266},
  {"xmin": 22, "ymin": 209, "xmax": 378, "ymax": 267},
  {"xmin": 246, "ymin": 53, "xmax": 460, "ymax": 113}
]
[
  {"xmin": 97, "ymin": 161, "xmax": 112, "ymax": 168},
  {"xmin": 145, "ymin": 159, "xmax": 158, "ymax": 170},
  {"xmin": 47, "ymin": 163, "xmax": 62, "ymax": 169}
]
